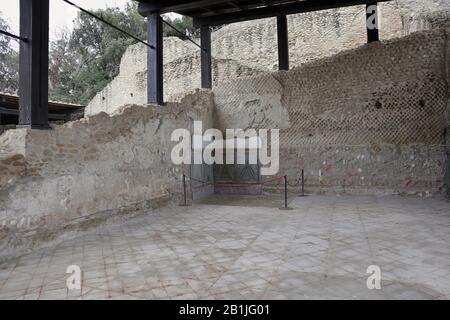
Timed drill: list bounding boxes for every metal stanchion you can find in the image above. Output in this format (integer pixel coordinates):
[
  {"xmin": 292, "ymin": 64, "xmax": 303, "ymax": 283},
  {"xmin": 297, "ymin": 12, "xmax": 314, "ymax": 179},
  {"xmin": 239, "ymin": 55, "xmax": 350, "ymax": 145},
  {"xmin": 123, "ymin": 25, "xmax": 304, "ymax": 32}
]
[
  {"xmin": 298, "ymin": 169, "xmax": 308, "ymax": 197},
  {"xmin": 180, "ymin": 174, "xmax": 191, "ymax": 206},
  {"xmin": 279, "ymin": 175, "xmax": 293, "ymax": 210}
]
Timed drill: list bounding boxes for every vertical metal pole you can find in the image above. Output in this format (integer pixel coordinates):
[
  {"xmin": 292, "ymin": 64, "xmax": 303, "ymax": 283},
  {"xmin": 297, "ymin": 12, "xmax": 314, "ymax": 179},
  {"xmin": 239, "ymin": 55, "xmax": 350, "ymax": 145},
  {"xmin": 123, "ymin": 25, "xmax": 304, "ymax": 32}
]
[
  {"xmin": 446, "ymin": 149, "xmax": 450, "ymax": 199},
  {"xmin": 147, "ymin": 12, "xmax": 163, "ymax": 105},
  {"xmin": 18, "ymin": 0, "xmax": 49, "ymax": 129},
  {"xmin": 183, "ymin": 174, "xmax": 187, "ymax": 206},
  {"xmin": 277, "ymin": 15, "xmax": 289, "ymax": 71},
  {"xmin": 366, "ymin": 2, "xmax": 379, "ymax": 43},
  {"xmin": 284, "ymin": 175, "xmax": 288, "ymax": 209},
  {"xmin": 200, "ymin": 24, "xmax": 212, "ymax": 89},
  {"xmin": 280, "ymin": 175, "xmax": 293, "ymax": 210},
  {"xmin": 301, "ymin": 169, "xmax": 305, "ymax": 196}
]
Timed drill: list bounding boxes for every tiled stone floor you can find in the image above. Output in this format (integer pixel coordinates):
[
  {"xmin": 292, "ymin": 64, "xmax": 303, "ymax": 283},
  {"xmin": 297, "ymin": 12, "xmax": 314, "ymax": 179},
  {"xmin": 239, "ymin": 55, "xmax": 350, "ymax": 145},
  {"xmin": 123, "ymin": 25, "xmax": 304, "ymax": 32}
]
[{"xmin": 0, "ymin": 195, "xmax": 450, "ymax": 300}]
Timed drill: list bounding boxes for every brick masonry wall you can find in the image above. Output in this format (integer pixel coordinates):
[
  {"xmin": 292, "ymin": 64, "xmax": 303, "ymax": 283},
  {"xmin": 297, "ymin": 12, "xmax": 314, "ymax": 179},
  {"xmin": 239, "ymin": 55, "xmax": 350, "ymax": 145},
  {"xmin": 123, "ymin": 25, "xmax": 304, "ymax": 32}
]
[
  {"xmin": 1, "ymin": 3, "xmax": 449, "ymax": 259},
  {"xmin": 214, "ymin": 29, "xmax": 450, "ymax": 195},
  {"xmin": 0, "ymin": 91, "xmax": 214, "ymax": 260},
  {"xmin": 86, "ymin": 1, "xmax": 449, "ymax": 116},
  {"xmin": 85, "ymin": 43, "xmax": 262, "ymax": 115}
]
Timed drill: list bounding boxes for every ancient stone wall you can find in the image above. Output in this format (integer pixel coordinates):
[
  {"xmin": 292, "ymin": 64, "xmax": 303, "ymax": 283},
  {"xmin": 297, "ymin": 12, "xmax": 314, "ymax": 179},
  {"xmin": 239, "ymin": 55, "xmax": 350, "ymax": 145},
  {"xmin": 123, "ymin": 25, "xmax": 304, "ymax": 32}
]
[
  {"xmin": 210, "ymin": 2, "xmax": 404, "ymax": 70},
  {"xmin": 214, "ymin": 29, "xmax": 449, "ymax": 195},
  {"xmin": 0, "ymin": 91, "xmax": 214, "ymax": 260},
  {"xmin": 211, "ymin": 1, "xmax": 450, "ymax": 69},
  {"xmin": 85, "ymin": 41, "xmax": 262, "ymax": 115},
  {"xmin": 0, "ymin": 125, "xmax": 15, "ymax": 137},
  {"xmin": 1, "ymin": 11, "xmax": 449, "ymax": 260},
  {"xmin": 86, "ymin": 0, "xmax": 450, "ymax": 115}
]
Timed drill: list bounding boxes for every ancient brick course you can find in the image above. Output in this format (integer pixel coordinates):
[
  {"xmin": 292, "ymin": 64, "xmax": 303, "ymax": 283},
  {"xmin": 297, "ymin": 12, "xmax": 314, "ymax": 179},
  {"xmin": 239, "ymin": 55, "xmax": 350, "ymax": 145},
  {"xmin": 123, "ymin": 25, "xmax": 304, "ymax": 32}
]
[{"xmin": 214, "ymin": 29, "xmax": 450, "ymax": 195}]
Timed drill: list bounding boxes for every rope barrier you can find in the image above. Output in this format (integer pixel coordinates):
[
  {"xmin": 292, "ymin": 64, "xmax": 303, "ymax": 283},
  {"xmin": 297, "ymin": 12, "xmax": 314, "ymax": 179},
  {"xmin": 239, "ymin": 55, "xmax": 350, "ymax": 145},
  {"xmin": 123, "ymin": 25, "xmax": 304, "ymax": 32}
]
[
  {"xmin": 287, "ymin": 176, "xmax": 302, "ymax": 187},
  {"xmin": 185, "ymin": 175, "xmax": 210, "ymax": 184},
  {"xmin": 262, "ymin": 170, "xmax": 306, "ymax": 194},
  {"xmin": 261, "ymin": 175, "xmax": 284, "ymax": 186},
  {"xmin": 178, "ymin": 169, "xmax": 307, "ymax": 207}
]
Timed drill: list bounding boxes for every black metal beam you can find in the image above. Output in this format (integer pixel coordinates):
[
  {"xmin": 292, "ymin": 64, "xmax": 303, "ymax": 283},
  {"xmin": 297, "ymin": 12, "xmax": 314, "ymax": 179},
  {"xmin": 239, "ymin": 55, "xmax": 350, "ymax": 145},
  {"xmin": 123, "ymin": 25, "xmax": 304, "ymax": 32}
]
[
  {"xmin": 18, "ymin": 0, "xmax": 49, "ymax": 129},
  {"xmin": 186, "ymin": 1, "xmax": 270, "ymax": 17},
  {"xmin": 277, "ymin": 15, "xmax": 289, "ymax": 71},
  {"xmin": 138, "ymin": 0, "xmax": 234, "ymax": 14},
  {"xmin": 200, "ymin": 24, "xmax": 212, "ymax": 89},
  {"xmin": 0, "ymin": 107, "xmax": 71, "ymax": 121},
  {"xmin": 146, "ymin": 13, "xmax": 164, "ymax": 105},
  {"xmin": 194, "ymin": 0, "xmax": 392, "ymax": 26},
  {"xmin": 366, "ymin": 2, "xmax": 379, "ymax": 43}
]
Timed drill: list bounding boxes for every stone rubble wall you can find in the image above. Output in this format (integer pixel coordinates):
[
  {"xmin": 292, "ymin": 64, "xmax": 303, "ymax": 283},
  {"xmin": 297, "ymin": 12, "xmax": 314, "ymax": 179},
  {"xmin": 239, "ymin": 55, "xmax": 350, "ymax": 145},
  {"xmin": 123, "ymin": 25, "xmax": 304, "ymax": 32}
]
[
  {"xmin": 86, "ymin": 1, "xmax": 449, "ymax": 116},
  {"xmin": 0, "ymin": 91, "xmax": 214, "ymax": 260},
  {"xmin": 1, "ymin": 5, "xmax": 449, "ymax": 259},
  {"xmin": 210, "ymin": 2, "xmax": 404, "ymax": 70},
  {"xmin": 214, "ymin": 29, "xmax": 449, "ymax": 195},
  {"xmin": 85, "ymin": 44, "xmax": 262, "ymax": 115},
  {"xmin": 0, "ymin": 125, "xmax": 16, "ymax": 137}
]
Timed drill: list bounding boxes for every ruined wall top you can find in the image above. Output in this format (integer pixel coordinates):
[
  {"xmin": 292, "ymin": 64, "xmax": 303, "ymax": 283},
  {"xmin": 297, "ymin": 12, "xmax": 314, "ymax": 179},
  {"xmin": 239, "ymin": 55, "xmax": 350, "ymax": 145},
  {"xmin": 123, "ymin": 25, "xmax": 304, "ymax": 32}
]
[{"xmin": 86, "ymin": 0, "xmax": 450, "ymax": 115}]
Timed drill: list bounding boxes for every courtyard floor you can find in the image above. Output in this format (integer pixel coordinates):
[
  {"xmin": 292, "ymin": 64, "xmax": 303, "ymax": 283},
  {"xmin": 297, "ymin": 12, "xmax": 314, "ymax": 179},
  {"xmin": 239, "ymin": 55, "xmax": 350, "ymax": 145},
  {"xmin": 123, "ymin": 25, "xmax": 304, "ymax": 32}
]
[{"xmin": 0, "ymin": 194, "xmax": 450, "ymax": 300}]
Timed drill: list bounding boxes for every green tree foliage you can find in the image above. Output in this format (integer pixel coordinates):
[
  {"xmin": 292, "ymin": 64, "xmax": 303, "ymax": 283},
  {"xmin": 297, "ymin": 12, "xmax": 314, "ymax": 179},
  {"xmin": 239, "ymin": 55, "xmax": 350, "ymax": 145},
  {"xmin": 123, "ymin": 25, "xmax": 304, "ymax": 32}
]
[
  {"xmin": 1, "ymin": 3, "xmax": 197, "ymax": 105},
  {"xmin": 49, "ymin": 29, "xmax": 77, "ymax": 102},
  {"xmin": 0, "ymin": 13, "xmax": 19, "ymax": 94},
  {"xmin": 50, "ymin": 2, "xmax": 147, "ymax": 104},
  {"xmin": 163, "ymin": 15, "xmax": 196, "ymax": 39}
]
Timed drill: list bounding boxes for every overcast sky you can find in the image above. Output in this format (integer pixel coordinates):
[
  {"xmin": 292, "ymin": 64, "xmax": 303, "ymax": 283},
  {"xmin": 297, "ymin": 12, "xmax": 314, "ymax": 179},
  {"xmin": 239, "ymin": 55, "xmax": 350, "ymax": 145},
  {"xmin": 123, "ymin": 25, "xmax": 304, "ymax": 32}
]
[{"xmin": 0, "ymin": 0, "xmax": 138, "ymax": 40}]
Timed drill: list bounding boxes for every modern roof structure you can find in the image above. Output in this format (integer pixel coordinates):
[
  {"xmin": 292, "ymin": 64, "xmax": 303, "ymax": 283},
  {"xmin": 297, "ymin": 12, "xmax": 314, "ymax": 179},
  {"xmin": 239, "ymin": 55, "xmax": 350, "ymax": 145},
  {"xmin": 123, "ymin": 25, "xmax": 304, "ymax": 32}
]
[
  {"xmin": 137, "ymin": 0, "xmax": 390, "ymax": 25},
  {"xmin": 0, "ymin": 92, "xmax": 85, "ymax": 124},
  {"xmin": 3, "ymin": 0, "xmax": 388, "ymax": 129},
  {"xmin": 137, "ymin": 0, "xmax": 387, "ymax": 104}
]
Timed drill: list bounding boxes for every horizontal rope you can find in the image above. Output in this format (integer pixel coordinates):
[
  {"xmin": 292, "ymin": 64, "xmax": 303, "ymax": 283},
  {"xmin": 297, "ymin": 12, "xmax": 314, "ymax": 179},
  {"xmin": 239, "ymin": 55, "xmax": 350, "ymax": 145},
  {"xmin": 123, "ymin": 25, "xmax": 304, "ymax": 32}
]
[
  {"xmin": 185, "ymin": 175, "xmax": 210, "ymax": 184},
  {"xmin": 287, "ymin": 176, "xmax": 302, "ymax": 187},
  {"xmin": 182, "ymin": 171, "xmax": 304, "ymax": 188},
  {"xmin": 261, "ymin": 175, "xmax": 284, "ymax": 185}
]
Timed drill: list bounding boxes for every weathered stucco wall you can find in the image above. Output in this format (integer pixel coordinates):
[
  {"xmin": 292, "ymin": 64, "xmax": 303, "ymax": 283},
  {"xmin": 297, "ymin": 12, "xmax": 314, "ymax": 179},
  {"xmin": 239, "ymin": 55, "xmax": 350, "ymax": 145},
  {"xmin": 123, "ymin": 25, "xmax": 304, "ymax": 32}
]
[
  {"xmin": 210, "ymin": 2, "xmax": 403, "ymax": 70},
  {"xmin": 85, "ymin": 39, "xmax": 262, "ymax": 115},
  {"xmin": 0, "ymin": 91, "xmax": 214, "ymax": 260},
  {"xmin": 214, "ymin": 29, "xmax": 450, "ymax": 195},
  {"xmin": 0, "ymin": 125, "xmax": 16, "ymax": 137},
  {"xmin": 86, "ymin": 0, "xmax": 450, "ymax": 116}
]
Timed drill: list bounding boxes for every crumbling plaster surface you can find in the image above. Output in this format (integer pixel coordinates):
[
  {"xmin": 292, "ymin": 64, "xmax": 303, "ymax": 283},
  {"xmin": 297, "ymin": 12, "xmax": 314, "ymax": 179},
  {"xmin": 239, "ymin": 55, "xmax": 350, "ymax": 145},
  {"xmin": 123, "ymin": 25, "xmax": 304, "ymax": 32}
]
[
  {"xmin": 85, "ymin": 46, "xmax": 263, "ymax": 115},
  {"xmin": 210, "ymin": 2, "xmax": 403, "ymax": 70},
  {"xmin": 0, "ymin": 91, "xmax": 214, "ymax": 261},
  {"xmin": 86, "ymin": 1, "xmax": 449, "ymax": 116},
  {"xmin": 214, "ymin": 29, "xmax": 450, "ymax": 195},
  {"xmin": 1, "ymin": 12, "xmax": 449, "ymax": 261},
  {"xmin": 213, "ymin": 73, "xmax": 290, "ymax": 131}
]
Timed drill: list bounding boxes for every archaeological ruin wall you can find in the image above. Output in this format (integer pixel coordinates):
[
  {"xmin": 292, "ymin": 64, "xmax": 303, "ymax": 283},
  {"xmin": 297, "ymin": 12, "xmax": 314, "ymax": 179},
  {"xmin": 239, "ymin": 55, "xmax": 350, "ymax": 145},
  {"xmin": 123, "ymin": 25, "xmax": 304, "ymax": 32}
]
[
  {"xmin": 85, "ymin": 38, "xmax": 263, "ymax": 115},
  {"xmin": 214, "ymin": 29, "xmax": 450, "ymax": 195},
  {"xmin": 86, "ymin": 0, "xmax": 450, "ymax": 116},
  {"xmin": 0, "ymin": 92, "xmax": 214, "ymax": 260},
  {"xmin": 1, "ymin": 5, "xmax": 449, "ymax": 260}
]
